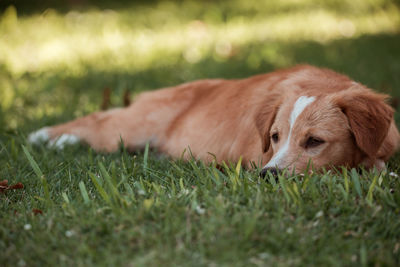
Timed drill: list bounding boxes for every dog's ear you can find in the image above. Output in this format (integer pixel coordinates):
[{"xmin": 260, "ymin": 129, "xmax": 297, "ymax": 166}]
[
  {"xmin": 333, "ymin": 87, "xmax": 394, "ymax": 158},
  {"xmin": 255, "ymin": 92, "xmax": 281, "ymax": 153}
]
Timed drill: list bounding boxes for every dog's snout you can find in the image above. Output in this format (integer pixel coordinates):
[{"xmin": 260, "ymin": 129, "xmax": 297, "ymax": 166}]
[{"xmin": 259, "ymin": 167, "xmax": 279, "ymax": 177}]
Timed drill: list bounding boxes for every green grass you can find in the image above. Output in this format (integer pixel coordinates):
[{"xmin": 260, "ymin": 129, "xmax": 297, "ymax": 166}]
[{"xmin": 1, "ymin": 0, "xmax": 400, "ymax": 266}]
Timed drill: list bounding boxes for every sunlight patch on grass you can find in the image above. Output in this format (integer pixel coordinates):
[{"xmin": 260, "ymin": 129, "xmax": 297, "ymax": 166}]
[
  {"xmin": 0, "ymin": 0, "xmax": 399, "ymax": 130},
  {"xmin": 0, "ymin": 1, "xmax": 399, "ymax": 76}
]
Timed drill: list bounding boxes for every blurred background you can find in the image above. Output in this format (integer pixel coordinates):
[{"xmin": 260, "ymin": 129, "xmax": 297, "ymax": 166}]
[{"xmin": 0, "ymin": 0, "xmax": 399, "ymax": 134}]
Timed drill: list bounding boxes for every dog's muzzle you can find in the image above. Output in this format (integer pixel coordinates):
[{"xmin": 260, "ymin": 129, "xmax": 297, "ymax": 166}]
[{"xmin": 259, "ymin": 167, "xmax": 279, "ymax": 178}]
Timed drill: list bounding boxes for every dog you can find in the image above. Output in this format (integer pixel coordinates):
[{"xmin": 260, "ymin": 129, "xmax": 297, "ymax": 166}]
[{"xmin": 28, "ymin": 65, "xmax": 400, "ymax": 174}]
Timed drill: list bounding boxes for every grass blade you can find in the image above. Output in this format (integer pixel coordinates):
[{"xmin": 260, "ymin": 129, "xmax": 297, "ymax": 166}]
[
  {"xmin": 351, "ymin": 169, "xmax": 362, "ymax": 198},
  {"xmin": 79, "ymin": 181, "xmax": 91, "ymax": 205},
  {"xmin": 278, "ymin": 174, "xmax": 291, "ymax": 203},
  {"xmin": 22, "ymin": 145, "xmax": 43, "ymax": 177},
  {"xmin": 22, "ymin": 145, "xmax": 52, "ymax": 206},
  {"xmin": 143, "ymin": 142, "xmax": 150, "ymax": 176},
  {"xmin": 366, "ymin": 174, "xmax": 379, "ymax": 204},
  {"xmin": 99, "ymin": 162, "xmax": 119, "ymax": 195},
  {"xmin": 235, "ymin": 156, "xmax": 242, "ymax": 177},
  {"xmin": 62, "ymin": 192, "xmax": 70, "ymax": 204},
  {"xmin": 342, "ymin": 167, "xmax": 349, "ymax": 194},
  {"xmin": 89, "ymin": 172, "xmax": 111, "ymax": 204}
]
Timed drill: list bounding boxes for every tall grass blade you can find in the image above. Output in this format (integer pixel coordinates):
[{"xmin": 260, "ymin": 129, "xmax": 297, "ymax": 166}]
[
  {"xmin": 278, "ymin": 174, "xmax": 291, "ymax": 203},
  {"xmin": 99, "ymin": 162, "xmax": 120, "ymax": 198},
  {"xmin": 89, "ymin": 172, "xmax": 111, "ymax": 204},
  {"xmin": 79, "ymin": 181, "xmax": 91, "ymax": 205},
  {"xmin": 366, "ymin": 174, "xmax": 379, "ymax": 204},
  {"xmin": 62, "ymin": 192, "xmax": 70, "ymax": 204},
  {"xmin": 22, "ymin": 145, "xmax": 43, "ymax": 177},
  {"xmin": 235, "ymin": 156, "xmax": 242, "ymax": 177},
  {"xmin": 337, "ymin": 184, "xmax": 348, "ymax": 201},
  {"xmin": 342, "ymin": 167, "xmax": 349, "ymax": 194},
  {"xmin": 22, "ymin": 145, "xmax": 52, "ymax": 206},
  {"xmin": 143, "ymin": 142, "xmax": 150, "ymax": 176},
  {"xmin": 351, "ymin": 169, "xmax": 362, "ymax": 198}
]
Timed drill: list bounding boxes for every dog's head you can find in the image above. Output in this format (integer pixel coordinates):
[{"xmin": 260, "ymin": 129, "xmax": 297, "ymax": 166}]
[{"xmin": 257, "ymin": 87, "xmax": 396, "ymax": 175}]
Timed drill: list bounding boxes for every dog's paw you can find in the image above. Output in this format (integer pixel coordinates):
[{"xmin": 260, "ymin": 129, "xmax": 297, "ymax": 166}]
[
  {"xmin": 28, "ymin": 128, "xmax": 80, "ymax": 149},
  {"xmin": 28, "ymin": 127, "xmax": 50, "ymax": 145},
  {"xmin": 48, "ymin": 134, "xmax": 80, "ymax": 149}
]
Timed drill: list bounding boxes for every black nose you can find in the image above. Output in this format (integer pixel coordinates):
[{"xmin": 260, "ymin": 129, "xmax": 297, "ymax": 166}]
[{"xmin": 259, "ymin": 167, "xmax": 279, "ymax": 177}]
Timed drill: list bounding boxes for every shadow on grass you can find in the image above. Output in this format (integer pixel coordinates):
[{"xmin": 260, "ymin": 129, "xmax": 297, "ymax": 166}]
[{"xmin": 1, "ymin": 32, "xmax": 400, "ymax": 133}]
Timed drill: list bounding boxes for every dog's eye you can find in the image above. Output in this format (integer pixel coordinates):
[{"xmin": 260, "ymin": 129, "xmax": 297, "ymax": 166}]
[
  {"xmin": 271, "ymin": 133, "xmax": 279, "ymax": 143},
  {"xmin": 305, "ymin": 137, "xmax": 325, "ymax": 148}
]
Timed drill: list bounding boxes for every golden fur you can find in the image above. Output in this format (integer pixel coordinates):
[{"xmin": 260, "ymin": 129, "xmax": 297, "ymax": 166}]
[{"xmin": 29, "ymin": 65, "xmax": 400, "ymax": 173}]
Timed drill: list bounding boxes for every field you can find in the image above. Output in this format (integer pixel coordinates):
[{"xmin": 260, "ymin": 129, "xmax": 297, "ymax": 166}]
[{"xmin": 1, "ymin": 0, "xmax": 400, "ymax": 266}]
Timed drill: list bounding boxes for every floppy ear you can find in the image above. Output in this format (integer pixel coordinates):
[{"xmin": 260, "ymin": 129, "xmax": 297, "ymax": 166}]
[
  {"xmin": 254, "ymin": 92, "xmax": 281, "ymax": 153},
  {"xmin": 334, "ymin": 87, "xmax": 394, "ymax": 158}
]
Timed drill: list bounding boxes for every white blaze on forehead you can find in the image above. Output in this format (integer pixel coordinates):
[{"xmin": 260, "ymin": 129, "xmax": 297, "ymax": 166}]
[
  {"xmin": 264, "ymin": 96, "xmax": 316, "ymax": 169},
  {"xmin": 290, "ymin": 96, "xmax": 316, "ymax": 126}
]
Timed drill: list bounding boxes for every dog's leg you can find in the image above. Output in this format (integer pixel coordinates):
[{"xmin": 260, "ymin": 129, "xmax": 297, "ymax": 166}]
[
  {"xmin": 29, "ymin": 108, "xmax": 135, "ymax": 151},
  {"xmin": 28, "ymin": 89, "xmax": 186, "ymax": 152}
]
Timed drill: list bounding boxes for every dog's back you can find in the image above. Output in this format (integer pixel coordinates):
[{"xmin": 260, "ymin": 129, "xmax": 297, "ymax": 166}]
[{"xmin": 29, "ymin": 65, "xmax": 400, "ymax": 172}]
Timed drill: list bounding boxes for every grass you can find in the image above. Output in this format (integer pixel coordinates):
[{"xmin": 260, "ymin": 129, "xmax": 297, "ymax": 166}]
[{"xmin": 1, "ymin": 0, "xmax": 400, "ymax": 266}]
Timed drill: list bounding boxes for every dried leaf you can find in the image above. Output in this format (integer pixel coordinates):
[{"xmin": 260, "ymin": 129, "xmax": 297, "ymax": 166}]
[
  {"xmin": 0, "ymin": 180, "xmax": 24, "ymax": 193},
  {"xmin": 9, "ymin": 182, "xmax": 23, "ymax": 190},
  {"xmin": 32, "ymin": 208, "xmax": 43, "ymax": 215}
]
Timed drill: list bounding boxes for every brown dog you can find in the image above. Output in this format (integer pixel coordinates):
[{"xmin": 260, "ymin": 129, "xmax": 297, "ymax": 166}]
[{"xmin": 29, "ymin": 65, "xmax": 400, "ymax": 174}]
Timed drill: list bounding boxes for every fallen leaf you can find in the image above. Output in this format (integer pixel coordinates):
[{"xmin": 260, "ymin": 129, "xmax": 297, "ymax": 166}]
[
  {"xmin": 344, "ymin": 231, "xmax": 357, "ymax": 237},
  {"xmin": 32, "ymin": 208, "xmax": 43, "ymax": 215},
  {"xmin": 0, "ymin": 179, "xmax": 24, "ymax": 193},
  {"xmin": 9, "ymin": 182, "xmax": 23, "ymax": 190}
]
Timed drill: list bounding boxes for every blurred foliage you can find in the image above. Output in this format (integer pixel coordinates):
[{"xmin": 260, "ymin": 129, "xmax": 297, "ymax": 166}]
[
  {"xmin": 0, "ymin": 0, "xmax": 399, "ymax": 133},
  {"xmin": 1, "ymin": 3, "xmax": 400, "ymax": 264},
  {"xmin": 0, "ymin": 0, "xmax": 180, "ymax": 14}
]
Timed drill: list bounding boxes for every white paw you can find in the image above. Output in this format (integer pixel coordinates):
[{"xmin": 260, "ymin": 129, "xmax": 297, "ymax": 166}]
[
  {"xmin": 28, "ymin": 128, "xmax": 80, "ymax": 149},
  {"xmin": 48, "ymin": 134, "xmax": 80, "ymax": 149},
  {"xmin": 48, "ymin": 134, "xmax": 79, "ymax": 149},
  {"xmin": 28, "ymin": 127, "xmax": 50, "ymax": 144}
]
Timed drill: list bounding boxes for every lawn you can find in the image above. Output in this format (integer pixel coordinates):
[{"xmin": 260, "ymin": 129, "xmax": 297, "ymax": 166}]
[{"xmin": 1, "ymin": 0, "xmax": 400, "ymax": 266}]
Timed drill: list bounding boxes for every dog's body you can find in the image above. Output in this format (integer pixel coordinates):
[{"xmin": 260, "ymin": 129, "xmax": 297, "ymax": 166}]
[{"xmin": 29, "ymin": 65, "xmax": 400, "ymax": 173}]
